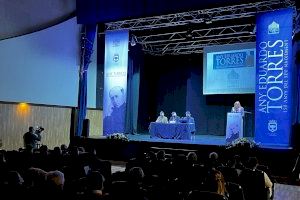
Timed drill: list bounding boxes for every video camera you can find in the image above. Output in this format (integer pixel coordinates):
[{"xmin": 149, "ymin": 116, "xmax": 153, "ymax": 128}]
[{"xmin": 36, "ymin": 126, "xmax": 45, "ymax": 132}]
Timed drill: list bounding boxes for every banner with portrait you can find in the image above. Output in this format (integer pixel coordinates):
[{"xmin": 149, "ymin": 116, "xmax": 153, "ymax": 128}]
[
  {"xmin": 255, "ymin": 8, "xmax": 293, "ymax": 147},
  {"xmin": 103, "ymin": 30, "xmax": 129, "ymax": 135}
]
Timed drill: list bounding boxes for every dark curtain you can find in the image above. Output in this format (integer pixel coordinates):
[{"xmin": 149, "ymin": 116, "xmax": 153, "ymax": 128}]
[
  {"xmin": 75, "ymin": 24, "xmax": 97, "ymax": 136},
  {"xmin": 125, "ymin": 44, "xmax": 143, "ymax": 134}
]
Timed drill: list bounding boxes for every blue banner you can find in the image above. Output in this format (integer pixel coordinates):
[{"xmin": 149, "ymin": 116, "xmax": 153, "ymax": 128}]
[
  {"xmin": 255, "ymin": 9, "xmax": 293, "ymax": 147},
  {"xmin": 103, "ymin": 30, "xmax": 129, "ymax": 135}
]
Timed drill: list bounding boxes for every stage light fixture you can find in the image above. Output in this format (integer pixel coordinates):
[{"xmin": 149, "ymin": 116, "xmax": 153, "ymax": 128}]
[
  {"xmin": 130, "ymin": 35, "xmax": 137, "ymax": 46},
  {"xmin": 204, "ymin": 16, "xmax": 212, "ymax": 24},
  {"xmin": 250, "ymin": 25, "xmax": 256, "ymax": 35},
  {"xmin": 186, "ymin": 28, "xmax": 194, "ymax": 39}
]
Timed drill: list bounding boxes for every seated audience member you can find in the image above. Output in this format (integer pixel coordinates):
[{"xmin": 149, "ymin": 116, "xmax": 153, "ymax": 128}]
[
  {"xmin": 186, "ymin": 152, "xmax": 198, "ymax": 163},
  {"xmin": 181, "ymin": 111, "xmax": 195, "ymax": 123},
  {"xmin": 85, "ymin": 171, "xmax": 106, "ymax": 199},
  {"xmin": 205, "ymin": 169, "xmax": 228, "ymax": 198},
  {"xmin": 156, "ymin": 150, "xmax": 167, "ymax": 162},
  {"xmin": 155, "ymin": 111, "xmax": 168, "ymax": 123},
  {"xmin": 208, "ymin": 152, "xmax": 223, "ymax": 170},
  {"xmin": 240, "ymin": 157, "xmax": 273, "ymax": 200},
  {"xmin": 169, "ymin": 111, "xmax": 180, "ymax": 123}
]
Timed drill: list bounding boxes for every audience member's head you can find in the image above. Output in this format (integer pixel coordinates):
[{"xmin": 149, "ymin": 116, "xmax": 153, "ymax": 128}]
[
  {"xmin": 248, "ymin": 157, "xmax": 258, "ymax": 169},
  {"xmin": 209, "ymin": 152, "xmax": 219, "ymax": 160},
  {"xmin": 128, "ymin": 167, "xmax": 145, "ymax": 185},
  {"xmin": 25, "ymin": 167, "xmax": 47, "ymax": 187},
  {"xmin": 157, "ymin": 150, "xmax": 166, "ymax": 161},
  {"xmin": 206, "ymin": 169, "xmax": 227, "ymax": 196},
  {"xmin": 147, "ymin": 151, "xmax": 157, "ymax": 162},
  {"xmin": 39, "ymin": 145, "xmax": 48, "ymax": 155},
  {"xmin": 60, "ymin": 144, "xmax": 68, "ymax": 151},
  {"xmin": 70, "ymin": 146, "xmax": 80, "ymax": 157},
  {"xmin": 187, "ymin": 152, "xmax": 198, "ymax": 162},
  {"xmin": 53, "ymin": 146, "xmax": 62, "ymax": 156},
  {"xmin": 46, "ymin": 170, "xmax": 65, "ymax": 190},
  {"xmin": 87, "ymin": 170, "xmax": 105, "ymax": 191}
]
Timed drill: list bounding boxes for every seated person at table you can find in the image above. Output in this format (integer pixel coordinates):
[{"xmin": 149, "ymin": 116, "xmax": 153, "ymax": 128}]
[
  {"xmin": 155, "ymin": 111, "xmax": 168, "ymax": 123},
  {"xmin": 231, "ymin": 101, "xmax": 244, "ymax": 117},
  {"xmin": 181, "ymin": 111, "xmax": 195, "ymax": 123},
  {"xmin": 169, "ymin": 111, "xmax": 180, "ymax": 123}
]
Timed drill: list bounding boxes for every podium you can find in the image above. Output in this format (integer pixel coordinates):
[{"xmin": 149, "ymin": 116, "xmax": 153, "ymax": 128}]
[{"xmin": 226, "ymin": 112, "xmax": 243, "ymax": 143}]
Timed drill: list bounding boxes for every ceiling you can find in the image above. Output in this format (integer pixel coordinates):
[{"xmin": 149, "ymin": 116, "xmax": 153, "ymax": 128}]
[
  {"xmin": 104, "ymin": 0, "xmax": 298, "ymax": 55},
  {"xmin": 0, "ymin": 0, "xmax": 76, "ymax": 40}
]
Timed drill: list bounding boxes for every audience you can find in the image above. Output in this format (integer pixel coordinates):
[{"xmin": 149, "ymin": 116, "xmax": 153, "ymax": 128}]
[{"xmin": 0, "ymin": 143, "xmax": 289, "ymax": 200}]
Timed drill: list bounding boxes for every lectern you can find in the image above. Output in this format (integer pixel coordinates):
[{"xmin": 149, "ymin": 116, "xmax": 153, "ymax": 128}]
[{"xmin": 226, "ymin": 112, "xmax": 243, "ymax": 143}]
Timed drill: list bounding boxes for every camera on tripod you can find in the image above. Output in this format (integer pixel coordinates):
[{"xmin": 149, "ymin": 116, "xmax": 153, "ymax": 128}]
[{"xmin": 36, "ymin": 126, "xmax": 44, "ymax": 132}]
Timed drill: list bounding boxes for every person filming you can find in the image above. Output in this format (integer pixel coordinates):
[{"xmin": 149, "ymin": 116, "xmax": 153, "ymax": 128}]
[{"xmin": 23, "ymin": 126, "xmax": 44, "ymax": 150}]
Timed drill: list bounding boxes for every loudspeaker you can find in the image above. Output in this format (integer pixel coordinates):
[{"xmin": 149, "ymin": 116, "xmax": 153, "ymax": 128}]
[{"xmin": 82, "ymin": 119, "xmax": 90, "ymax": 137}]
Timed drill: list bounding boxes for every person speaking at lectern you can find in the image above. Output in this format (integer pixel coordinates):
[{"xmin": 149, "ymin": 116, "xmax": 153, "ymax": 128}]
[{"xmin": 231, "ymin": 101, "xmax": 244, "ymax": 117}]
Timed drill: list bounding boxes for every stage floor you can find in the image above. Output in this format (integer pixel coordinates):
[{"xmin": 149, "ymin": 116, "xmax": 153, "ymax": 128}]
[{"xmin": 89, "ymin": 134, "xmax": 291, "ymax": 150}]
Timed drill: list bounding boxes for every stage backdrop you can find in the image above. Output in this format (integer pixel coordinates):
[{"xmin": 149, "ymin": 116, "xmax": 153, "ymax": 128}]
[
  {"xmin": 103, "ymin": 30, "xmax": 129, "ymax": 135},
  {"xmin": 255, "ymin": 8, "xmax": 293, "ymax": 147}
]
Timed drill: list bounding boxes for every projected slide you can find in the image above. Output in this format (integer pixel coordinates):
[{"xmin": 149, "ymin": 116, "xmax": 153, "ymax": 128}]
[{"xmin": 203, "ymin": 43, "xmax": 256, "ymax": 94}]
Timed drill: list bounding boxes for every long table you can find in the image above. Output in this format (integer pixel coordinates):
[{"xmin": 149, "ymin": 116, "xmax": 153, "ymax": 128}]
[{"xmin": 149, "ymin": 122, "xmax": 195, "ymax": 140}]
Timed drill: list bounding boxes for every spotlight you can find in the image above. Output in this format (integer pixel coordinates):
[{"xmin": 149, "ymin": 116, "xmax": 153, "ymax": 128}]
[
  {"xmin": 204, "ymin": 16, "xmax": 213, "ymax": 24},
  {"xmin": 186, "ymin": 28, "xmax": 194, "ymax": 39},
  {"xmin": 250, "ymin": 25, "xmax": 256, "ymax": 35},
  {"xmin": 130, "ymin": 35, "xmax": 137, "ymax": 46}
]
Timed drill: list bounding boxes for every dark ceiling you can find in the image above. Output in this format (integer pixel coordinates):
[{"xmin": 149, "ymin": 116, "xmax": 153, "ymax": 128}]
[{"xmin": 77, "ymin": 0, "xmax": 299, "ymax": 55}]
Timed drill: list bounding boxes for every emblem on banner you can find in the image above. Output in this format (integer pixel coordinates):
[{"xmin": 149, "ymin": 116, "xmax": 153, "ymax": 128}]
[
  {"xmin": 268, "ymin": 120, "xmax": 277, "ymax": 133},
  {"xmin": 112, "ymin": 40, "xmax": 120, "ymax": 47},
  {"xmin": 113, "ymin": 53, "xmax": 119, "ymax": 62},
  {"xmin": 268, "ymin": 21, "xmax": 279, "ymax": 35}
]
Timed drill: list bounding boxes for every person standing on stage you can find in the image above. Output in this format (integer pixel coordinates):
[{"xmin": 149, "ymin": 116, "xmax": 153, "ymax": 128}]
[
  {"xmin": 182, "ymin": 111, "xmax": 196, "ymax": 135},
  {"xmin": 155, "ymin": 111, "xmax": 168, "ymax": 123},
  {"xmin": 231, "ymin": 101, "xmax": 245, "ymax": 117},
  {"xmin": 169, "ymin": 111, "xmax": 180, "ymax": 123},
  {"xmin": 182, "ymin": 111, "xmax": 195, "ymax": 123}
]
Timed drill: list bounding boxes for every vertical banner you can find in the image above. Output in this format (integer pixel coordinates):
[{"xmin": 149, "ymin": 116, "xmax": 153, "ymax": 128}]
[
  {"xmin": 103, "ymin": 30, "xmax": 129, "ymax": 135},
  {"xmin": 255, "ymin": 9, "xmax": 293, "ymax": 147}
]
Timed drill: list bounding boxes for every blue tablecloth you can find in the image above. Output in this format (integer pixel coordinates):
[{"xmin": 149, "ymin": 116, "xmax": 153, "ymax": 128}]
[{"xmin": 149, "ymin": 122, "xmax": 195, "ymax": 140}]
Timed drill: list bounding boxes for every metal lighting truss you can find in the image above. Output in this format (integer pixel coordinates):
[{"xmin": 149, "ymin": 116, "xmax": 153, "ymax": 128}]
[{"xmin": 104, "ymin": 0, "xmax": 297, "ymax": 55}]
